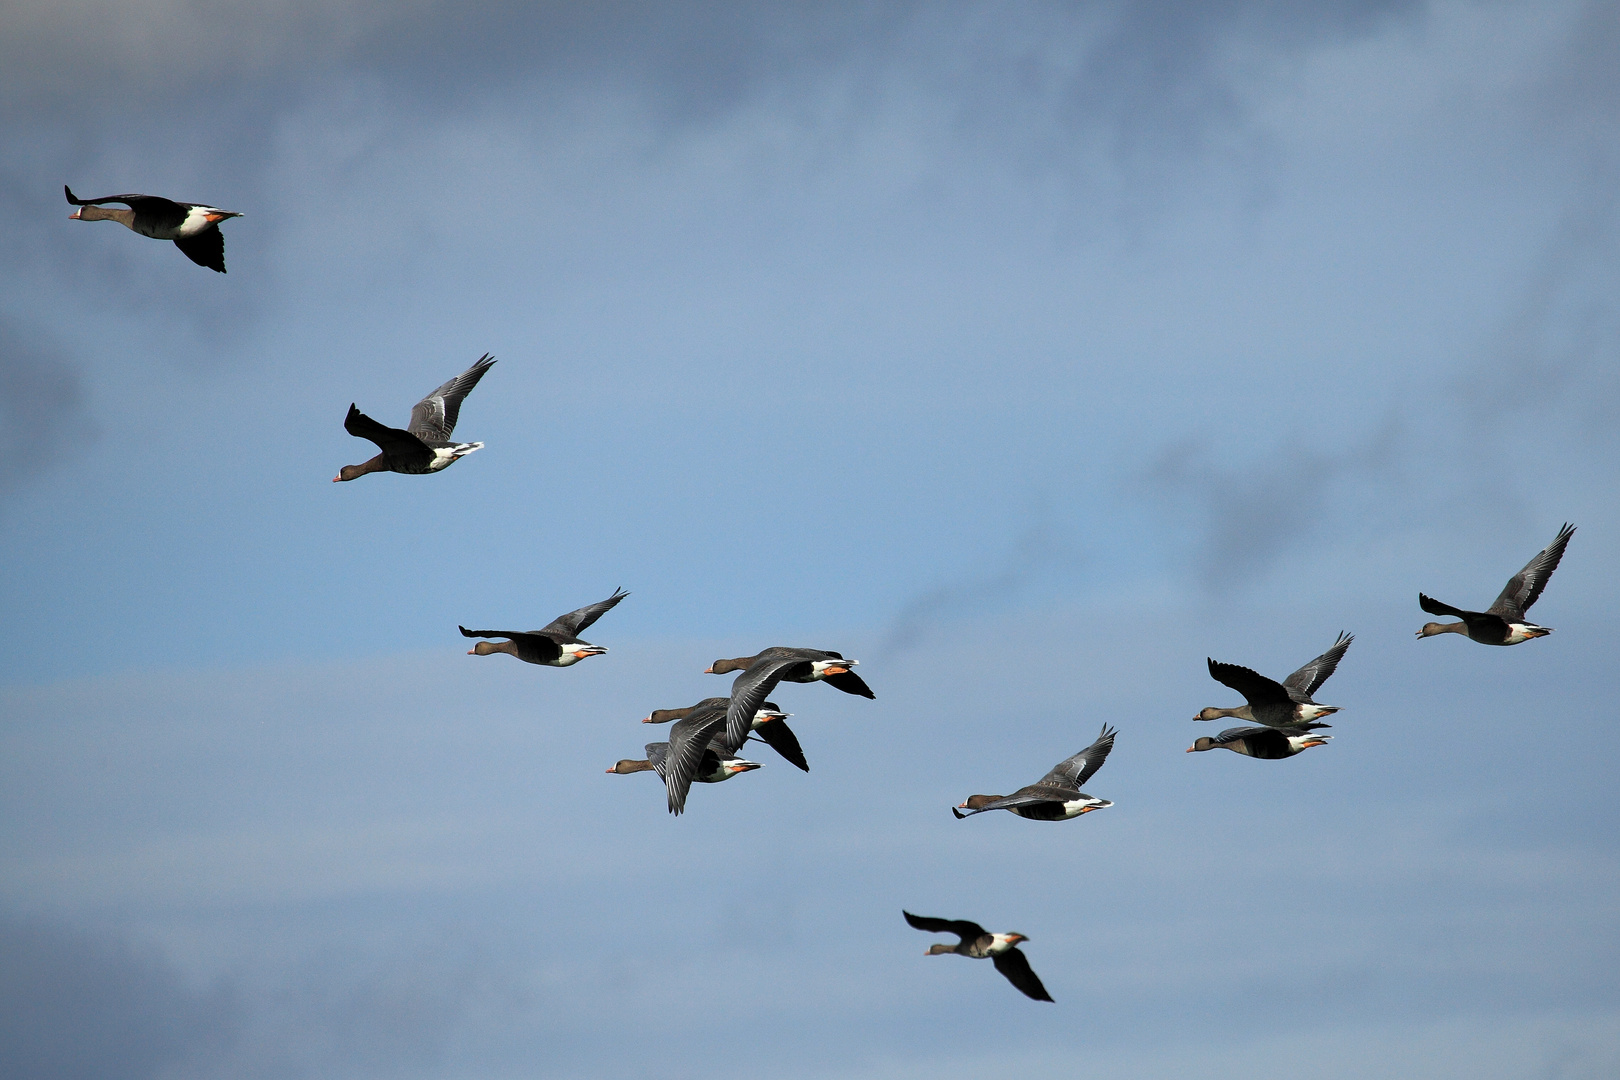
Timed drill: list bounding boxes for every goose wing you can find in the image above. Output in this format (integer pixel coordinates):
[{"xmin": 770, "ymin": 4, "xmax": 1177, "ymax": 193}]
[
  {"xmin": 951, "ymin": 785, "xmax": 1069, "ymax": 818},
  {"xmin": 1039, "ymin": 724, "xmax": 1116, "ymax": 789},
  {"xmin": 1206, "ymin": 659, "xmax": 1291, "ymax": 706},
  {"xmin": 407, "ymin": 354, "xmax": 496, "ymax": 442},
  {"xmin": 902, "ymin": 911, "xmax": 985, "ymax": 944},
  {"xmin": 664, "ymin": 712, "xmax": 728, "ymax": 815},
  {"xmin": 344, "ymin": 404, "xmax": 431, "ymax": 467},
  {"xmin": 173, "ymin": 228, "xmax": 227, "ymax": 272},
  {"xmin": 541, "ymin": 588, "xmax": 629, "ymax": 639},
  {"xmin": 1419, "ymin": 593, "xmax": 1471, "ymax": 619},
  {"xmin": 645, "ymin": 743, "xmax": 671, "ymax": 779},
  {"xmin": 64, "ymin": 186, "xmax": 186, "ymax": 219},
  {"xmin": 1281, "ymin": 632, "xmax": 1352, "ymax": 701},
  {"xmin": 991, "ymin": 947, "xmax": 1053, "ymax": 1002},
  {"xmin": 1489, "ymin": 522, "xmax": 1575, "ymax": 619},
  {"xmin": 724, "ymin": 655, "xmax": 804, "ymax": 749},
  {"xmin": 752, "ymin": 715, "xmax": 809, "ymax": 772},
  {"xmin": 457, "ymin": 626, "xmax": 563, "ymax": 663},
  {"xmin": 823, "ymin": 669, "xmax": 875, "ymax": 698}
]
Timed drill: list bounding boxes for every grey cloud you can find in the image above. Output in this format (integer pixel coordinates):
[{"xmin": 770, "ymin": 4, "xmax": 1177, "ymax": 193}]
[
  {"xmin": 0, "ymin": 914, "xmax": 235, "ymax": 1080},
  {"xmin": 881, "ymin": 506, "xmax": 1080, "ymax": 656},
  {"xmin": 1455, "ymin": 2, "xmax": 1620, "ymax": 433},
  {"xmin": 4, "ymin": 2, "xmax": 1430, "ymax": 143},
  {"xmin": 1143, "ymin": 417, "xmax": 1402, "ymax": 594},
  {"xmin": 0, "ymin": 317, "xmax": 92, "ymax": 500},
  {"xmin": 0, "ymin": 912, "xmax": 523, "ymax": 1080}
]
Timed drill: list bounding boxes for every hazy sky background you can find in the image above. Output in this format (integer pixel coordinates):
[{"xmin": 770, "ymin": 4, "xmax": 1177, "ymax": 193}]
[{"xmin": 3, "ymin": 1, "xmax": 1618, "ymax": 1077}]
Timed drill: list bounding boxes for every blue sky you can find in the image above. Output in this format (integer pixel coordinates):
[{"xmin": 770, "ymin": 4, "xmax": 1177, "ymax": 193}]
[{"xmin": 3, "ymin": 2, "xmax": 1618, "ymax": 1077}]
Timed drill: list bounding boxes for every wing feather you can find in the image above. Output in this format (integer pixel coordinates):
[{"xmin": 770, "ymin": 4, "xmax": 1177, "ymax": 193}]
[
  {"xmin": 344, "ymin": 404, "xmax": 431, "ymax": 468},
  {"xmin": 1281, "ymin": 632, "xmax": 1353, "ymax": 700},
  {"xmin": 992, "ymin": 947, "xmax": 1054, "ymax": 1002},
  {"xmin": 541, "ymin": 588, "xmax": 629, "ymax": 638},
  {"xmin": 173, "ymin": 228, "xmax": 226, "ymax": 272},
  {"xmin": 902, "ymin": 911, "xmax": 985, "ymax": 943},
  {"xmin": 1206, "ymin": 659, "xmax": 1291, "ymax": 706},
  {"xmin": 1489, "ymin": 523, "xmax": 1575, "ymax": 619},
  {"xmin": 724, "ymin": 657, "xmax": 800, "ymax": 749},
  {"xmin": 664, "ymin": 713, "xmax": 727, "ymax": 815},
  {"xmin": 1040, "ymin": 724, "xmax": 1116, "ymax": 789},
  {"xmin": 753, "ymin": 716, "xmax": 809, "ymax": 771},
  {"xmin": 408, "ymin": 355, "xmax": 496, "ymax": 442}
]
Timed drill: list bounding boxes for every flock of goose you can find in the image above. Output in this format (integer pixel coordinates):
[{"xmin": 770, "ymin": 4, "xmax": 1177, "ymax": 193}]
[{"xmin": 67, "ymin": 185, "xmax": 1578, "ymax": 1003}]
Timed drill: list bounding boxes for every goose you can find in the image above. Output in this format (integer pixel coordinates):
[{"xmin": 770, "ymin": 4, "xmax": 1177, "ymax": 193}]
[
  {"xmin": 643, "ymin": 697, "xmax": 808, "ymax": 771},
  {"xmin": 902, "ymin": 911, "xmax": 1052, "ymax": 1002},
  {"xmin": 334, "ymin": 354, "xmax": 496, "ymax": 481},
  {"xmin": 65, "ymin": 185, "xmax": 241, "ymax": 272},
  {"xmin": 607, "ymin": 708, "xmax": 760, "ymax": 814},
  {"xmin": 1197, "ymin": 632, "xmax": 1352, "ymax": 729},
  {"xmin": 1418, "ymin": 523, "xmax": 1575, "ymax": 645},
  {"xmin": 1187, "ymin": 724, "xmax": 1331, "ymax": 759},
  {"xmin": 461, "ymin": 588, "xmax": 627, "ymax": 666},
  {"xmin": 707, "ymin": 647, "xmax": 874, "ymax": 749},
  {"xmin": 953, "ymin": 724, "xmax": 1116, "ymax": 820}
]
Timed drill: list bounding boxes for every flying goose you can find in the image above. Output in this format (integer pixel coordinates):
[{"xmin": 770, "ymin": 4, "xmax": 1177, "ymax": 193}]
[
  {"xmin": 643, "ymin": 697, "xmax": 808, "ymax": 771},
  {"xmin": 902, "ymin": 911, "xmax": 1053, "ymax": 1002},
  {"xmin": 607, "ymin": 708, "xmax": 760, "ymax": 815},
  {"xmin": 461, "ymin": 588, "xmax": 627, "ymax": 666},
  {"xmin": 1187, "ymin": 724, "xmax": 1332, "ymax": 759},
  {"xmin": 707, "ymin": 647, "xmax": 874, "ymax": 750},
  {"xmin": 953, "ymin": 724, "xmax": 1116, "ymax": 820},
  {"xmin": 1197, "ymin": 632, "xmax": 1352, "ymax": 729},
  {"xmin": 335, "ymin": 354, "xmax": 496, "ymax": 481},
  {"xmin": 65, "ymin": 185, "xmax": 241, "ymax": 272},
  {"xmin": 1417, "ymin": 523, "xmax": 1575, "ymax": 645}
]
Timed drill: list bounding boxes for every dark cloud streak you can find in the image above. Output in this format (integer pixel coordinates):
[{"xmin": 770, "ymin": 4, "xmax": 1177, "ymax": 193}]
[
  {"xmin": 0, "ymin": 318, "xmax": 92, "ymax": 502},
  {"xmin": 1143, "ymin": 417, "xmax": 1403, "ymax": 594},
  {"xmin": 0, "ymin": 914, "xmax": 236, "ymax": 1080}
]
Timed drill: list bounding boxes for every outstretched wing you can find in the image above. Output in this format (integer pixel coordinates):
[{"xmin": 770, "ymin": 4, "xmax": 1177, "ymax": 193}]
[
  {"xmin": 457, "ymin": 626, "xmax": 563, "ymax": 663},
  {"xmin": 752, "ymin": 716, "xmax": 809, "ymax": 772},
  {"xmin": 823, "ymin": 669, "xmax": 875, "ymax": 698},
  {"xmin": 64, "ymin": 186, "xmax": 185, "ymax": 220},
  {"xmin": 1282, "ymin": 632, "xmax": 1353, "ymax": 700},
  {"xmin": 992, "ymin": 947, "xmax": 1053, "ymax": 1002},
  {"xmin": 1206, "ymin": 659, "xmax": 1291, "ymax": 706},
  {"xmin": 1040, "ymin": 724, "xmax": 1116, "ymax": 789},
  {"xmin": 1419, "ymin": 593, "xmax": 1469, "ymax": 619},
  {"xmin": 541, "ymin": 588, "xmax": 629, "ymax": 639},
  {"xmin": 902, "ymin": 911, "xmax": 985, "ymax": 943},
  {"xmin": 344, "ymin": 405, "xmax": 431, "ymax": 466},
  {"xmin": 724, "ymin": 656, "xmax": 801, "ymax": 749},
  {"xmin": 408, "ymin": 354, "xmax": 496, "ymax": 442},
  {"xmin": 664, "ymin": 712, "xmax": 728, "ymax": 815},
  {"xmin": 951, "ymin": 786, "xmax": 1066, "ymax": 818},
  {"xmin": 1489, "ymin": 523, "xmax": 1575, "ymax": 619},
  {"xmin": 173, "ymin": 228, "xmax": 226, "ymax": 272}
]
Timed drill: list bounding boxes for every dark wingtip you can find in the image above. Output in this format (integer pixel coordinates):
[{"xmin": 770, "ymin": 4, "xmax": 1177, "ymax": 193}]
[
  {"xmin": 458, "ymin": 626, "xmax": 475, "ymax": 638},
  {"xmin": 951, "ymin": 807, "xmax": 967, "ymax": 819},
  {"xmin": 64, "ymin": 184, "xmax": 78, "ymax": 204}
]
